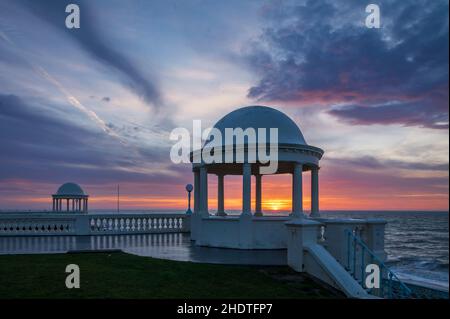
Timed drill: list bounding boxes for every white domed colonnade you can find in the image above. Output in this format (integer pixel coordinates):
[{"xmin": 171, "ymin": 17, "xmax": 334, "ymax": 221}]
[
  {"xmin": 52, "ymin": 182, "xmax": 89, "ymax": 213},
  {"xmin": 190, "ymin": 106, "xmax": 324, "ymax": 249},
  {"xmin": 192, "ymin": 106, "xmax": 323, "ymax": 218}
]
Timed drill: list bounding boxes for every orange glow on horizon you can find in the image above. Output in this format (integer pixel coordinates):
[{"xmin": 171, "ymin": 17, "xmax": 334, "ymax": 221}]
[
  {"xmin": 3, "ymin": 191, "xmax": 448, "ymax": 212},
  {"xmin": 1, "ymin": 175, "xmax": 448, "ymax": 211}
]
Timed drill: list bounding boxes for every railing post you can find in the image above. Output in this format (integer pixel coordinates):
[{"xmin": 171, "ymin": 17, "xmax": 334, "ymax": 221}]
[
  {"xmin": 182, "ymin": 215, "xmax": 191, "ymax": 233},
  {"xmin": 347, "ymin": 230, "xmax": 351, "ymax": 270},
  {"xmin": 364, "ymin": 219, "xmax": 387, "ymax": 263},
  {"xmin": 361, "ymin": 247, "xmax": 365, "ymax": 285},
  {"xmin": 353, "ymin": 236, "xmax": 356, "ymax": 276},
  {"xmin": 74, "ymin": 214, "xmax": 90, "ymax": 235},
  {"xmin": 285, "ymin": 219, "xmax": 322, "ymax": 272},
  {"xmin": 388, "ymin": 272, "xmax": 393, "ymax": 299}
]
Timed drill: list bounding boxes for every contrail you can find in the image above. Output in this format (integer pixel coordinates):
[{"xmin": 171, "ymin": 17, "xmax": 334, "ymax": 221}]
[
  {"xmin": 0, "ymin": 30, "xmax": 13, "ymax": 45},
  {"xmin": 33, "ymin": 65, "xmax": 124, "ymax": 142},
  {"xmin": 0, "ymin": 27, "xmax": 160, "ymax": 168},
  {"xmin": 0, "ymin": 28, "xmax": 125, "ymax": 144}
]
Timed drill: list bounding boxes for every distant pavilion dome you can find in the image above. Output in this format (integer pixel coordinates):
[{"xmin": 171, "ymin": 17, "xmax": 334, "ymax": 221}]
[
  {"xmin": 52, "ymin": 183, "xmax": 89, "ymax": 213},
  {"xmin": 56, "ymin": 182, "xmax": 85, "ymax": 196},
  {"xmin": 208, "ymin": 105, "xmax": 307, "ymax": 147}
]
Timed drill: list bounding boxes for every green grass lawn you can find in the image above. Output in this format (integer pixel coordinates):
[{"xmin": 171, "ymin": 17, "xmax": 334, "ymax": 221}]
[{"xmin": 0, "ymin": 252, "xmax": 342, "ymax": 299}]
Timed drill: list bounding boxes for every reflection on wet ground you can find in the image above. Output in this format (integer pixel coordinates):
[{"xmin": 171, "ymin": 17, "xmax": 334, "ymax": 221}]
[{"xmin": 0, "ymin": 233, "xmax": 286, "ymax": 265}]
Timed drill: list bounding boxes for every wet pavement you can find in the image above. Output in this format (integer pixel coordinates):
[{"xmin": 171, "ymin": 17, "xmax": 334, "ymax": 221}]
[{"xmin": 0, "ymin": 233, "xmax": 286, "ymax": 265}]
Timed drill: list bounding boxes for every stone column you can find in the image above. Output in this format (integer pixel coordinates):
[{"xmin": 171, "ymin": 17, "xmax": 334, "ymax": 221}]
[
  {"xmin": 242, "ymin": 163, "xmax": 252, "ymax": 215},
  {"xmin": 52, "ymin": 198, "xmax": 55, "ymax": 211},
  {"xmin": 254, "ymin": 174, "xmax": 262, "ymax": 216},
  {"xmin": 311, "ymin": 166, "xmax": 320, "ymax": 217},
  {"xmin": 199, "ymin": 166, "xmax": 208, "ymax": 216},
  {"xmin": 66, "ymin": 199, "xmax": 69, "ymax": 211},
  {"xmin": 291, "ymin": 163, "xmax": 304, "ymax": 218},
  {"xmin": 193, "ymin": 170, "xmax": 200, "ymax": 214},
  {"xmin": 216, "ymin": 174, "xmax": 226, "ymax": 216},
  {"xmin": 85, "ymin": 198, "xmax": 88, "ymax": 212}
]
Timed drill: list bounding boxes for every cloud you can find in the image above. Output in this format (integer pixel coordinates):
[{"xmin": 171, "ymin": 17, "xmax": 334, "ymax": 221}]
[
  {"xmin": 18, "ymin": 0, "xmax": 162, "ymax": 109},
  {"xmin": 245, "ymin": 0, "xmax": 449, "ymax": 129},
  {"xmin": 328, "ymin": 99, "xmax": 449, "ymax": 129},
  {"xmin": 326, "ymin": 156, "xmax": 449, "ymax": 172},
  {"xmin": 0, "ymin": 94, "xmax": 179, "ymax": 186}
]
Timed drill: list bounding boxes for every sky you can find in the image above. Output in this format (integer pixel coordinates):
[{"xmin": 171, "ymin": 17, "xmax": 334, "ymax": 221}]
[{"xmin": 0, "ymin": 0, "xmax": 448, "ymax": 211}]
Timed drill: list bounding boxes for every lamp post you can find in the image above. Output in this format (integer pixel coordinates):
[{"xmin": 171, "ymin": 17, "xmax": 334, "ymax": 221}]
[{"xmin": 185, "ymin": 184, "xmax": 193, "ymax": 215}]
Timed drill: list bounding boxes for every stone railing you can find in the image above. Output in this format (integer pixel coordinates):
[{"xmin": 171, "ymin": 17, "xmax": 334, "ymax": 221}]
[
  {"xmin": 88, "ymin": 214, "xmax": 188, "ymax": 234},
  {"xmin": 0, "ymin": 213, "xmax": 190, "ymax": 236}
]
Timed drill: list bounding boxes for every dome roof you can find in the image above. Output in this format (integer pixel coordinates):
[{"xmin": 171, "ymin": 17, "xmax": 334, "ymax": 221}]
[
  {"xmin": 56, "ymin": 183, "xmax": 85, "ymax": 196},
  {"xmin": 208, "ymin": 106, "xmax": 307, "ymax": 146}
]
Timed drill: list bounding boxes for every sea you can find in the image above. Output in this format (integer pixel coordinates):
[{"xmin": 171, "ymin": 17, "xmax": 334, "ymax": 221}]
[
  {"xmin": 319, "ymin": 211, "xmax": 449, "ymax": 290},
  {"xmin": 0, "ymin": 210, "xmax": 448, "ymax": 289}
]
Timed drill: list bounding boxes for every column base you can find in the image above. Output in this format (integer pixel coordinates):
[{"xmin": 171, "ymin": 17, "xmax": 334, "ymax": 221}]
[
  {"xmin": 254, "ymin": 211, "xmax": 263, "ymax": 217},
  {"xmin": 310, "ymin": 211, "xmax": 320, "ymax": 218},
  {"xmin": 289, "ymin": 212, "xmax": 307, "ymax": 219},
  {"xmin": 215, "ymin": 211, "xmax": 227, "ymax": 216},
  {"xmin": 200, "ymin": 210, "xmax": 210, "ymax": 217}
]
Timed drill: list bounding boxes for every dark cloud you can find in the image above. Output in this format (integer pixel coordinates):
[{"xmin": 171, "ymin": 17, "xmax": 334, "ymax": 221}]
[
  {"xmin": 102, "ymin": 96, "xmax": 111, "ymax": 102},
  {"xmin": 326, "ymin": 156, "xmax": 449, "ymax": 172},
  {"xmin": 0, "ymin": 94, "xmax": 179, "ymax": 186},
  {"xmin": 246, "ymin": 0, "xmax": 448, "ymax": 129},
  {"xmin": 19, "ymin": 0, "xmax": 162, "ymax": 109},
  {"xmin": 328, "ymin": 99, "xmax": 449, "ymax": 129}
]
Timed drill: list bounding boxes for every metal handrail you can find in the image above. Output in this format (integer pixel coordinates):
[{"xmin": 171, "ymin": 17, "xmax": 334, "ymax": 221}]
[{"xmin": 345, "ymin": 229, "xmax": 412, "ymax": 299}]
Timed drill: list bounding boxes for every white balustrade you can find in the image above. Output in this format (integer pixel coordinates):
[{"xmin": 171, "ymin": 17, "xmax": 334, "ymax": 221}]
[
  {"xmin": 0, "ymin": 213, "xmax": 190, "ymax": 236},
  {"xmin": 87, "ymin": 214, "xmax": 188, "ymax": 234},
  {"xmin": 0, "ymin": 215, "xmax": 76, "ymax": 236}
]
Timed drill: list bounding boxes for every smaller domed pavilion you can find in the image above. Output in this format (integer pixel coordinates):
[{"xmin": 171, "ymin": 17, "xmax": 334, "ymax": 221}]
[{"xmin": 52, "ymin": 183, "xmax": 89, "ymax": 213}]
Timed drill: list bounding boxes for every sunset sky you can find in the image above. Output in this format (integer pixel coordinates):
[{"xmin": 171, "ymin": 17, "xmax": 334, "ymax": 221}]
[{"xmin": 0, "ymin": 0, "xmax": 448, "ymax": 211}]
